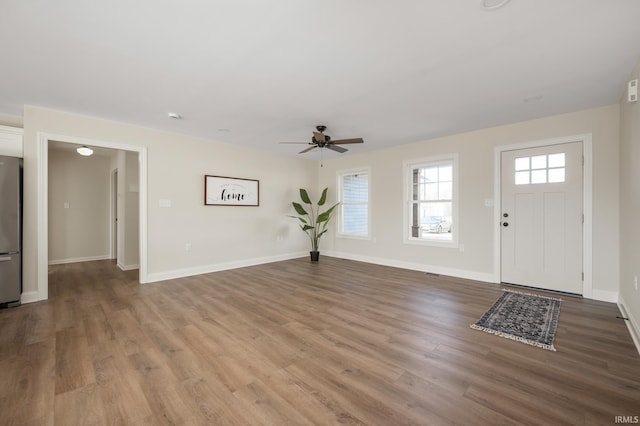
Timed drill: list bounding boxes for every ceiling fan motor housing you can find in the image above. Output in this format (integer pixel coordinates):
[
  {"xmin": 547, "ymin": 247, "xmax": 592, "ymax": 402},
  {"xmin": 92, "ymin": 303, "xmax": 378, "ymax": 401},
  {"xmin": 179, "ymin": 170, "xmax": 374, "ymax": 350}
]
[
  {"xmin": 312, "ymin": 135, "xmax": 330, "ymax": 146},
  {"xmin": 279, "ymin": 124, "xmax": 362, "ymax": 154}
]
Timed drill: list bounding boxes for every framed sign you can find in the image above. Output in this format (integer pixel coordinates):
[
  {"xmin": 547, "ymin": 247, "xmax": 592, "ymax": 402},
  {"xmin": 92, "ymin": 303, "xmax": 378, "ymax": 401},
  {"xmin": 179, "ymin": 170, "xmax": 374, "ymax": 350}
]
[{"xmin": 204, "ymin": 175, "xmax": 259, "ymax": 206}]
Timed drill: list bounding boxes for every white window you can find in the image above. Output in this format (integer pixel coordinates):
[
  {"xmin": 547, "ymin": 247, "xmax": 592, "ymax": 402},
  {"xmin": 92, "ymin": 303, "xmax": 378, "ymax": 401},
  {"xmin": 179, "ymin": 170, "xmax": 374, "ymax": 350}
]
[
  {"xmin": 515, "ymin": 153, "xmax": 566, "ymax": 185},
  {"xmin": 404, "ymin": 155, "xmax": 458, "ymax": 246},
  {"xmin": 338, "ymin": 169, "xmax": 370, "ymax": 238}
]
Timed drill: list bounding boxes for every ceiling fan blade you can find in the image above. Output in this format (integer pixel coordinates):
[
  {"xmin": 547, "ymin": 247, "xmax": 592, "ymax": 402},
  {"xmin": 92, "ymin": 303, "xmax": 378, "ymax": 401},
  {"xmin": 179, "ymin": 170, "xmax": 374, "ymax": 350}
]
[
  {"xmin": 331, "ymin": 138, "xmax": 364, "ymax": 145},
  {"xmin": 326, "ymin": 144, "xmax": 348, "ymax": 153},
  {"xmin": 313, "ymin": 131, "xmax": 326, "ymax": 143},
  {"xmin": 279, "ymin": 142, "xmax": 308, "ymax": 144},
  {"xmin": 299, "ymin": 145, "xmax": 318, "ymax": 154}
]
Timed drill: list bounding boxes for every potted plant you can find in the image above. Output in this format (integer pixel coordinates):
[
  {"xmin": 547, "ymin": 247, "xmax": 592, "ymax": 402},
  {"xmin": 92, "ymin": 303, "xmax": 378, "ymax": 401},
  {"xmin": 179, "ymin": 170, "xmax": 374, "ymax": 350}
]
[{"xmin": 289, "ymin": 187, "xmax": 339, "ymax": 261}]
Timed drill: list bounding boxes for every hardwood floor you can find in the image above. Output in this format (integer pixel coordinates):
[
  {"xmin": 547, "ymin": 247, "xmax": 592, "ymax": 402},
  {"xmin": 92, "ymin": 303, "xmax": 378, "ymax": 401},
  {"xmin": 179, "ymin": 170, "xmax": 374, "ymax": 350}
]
[{"xmin": 1, "ymin": 258, "xmax": 639, "ymax": 425}]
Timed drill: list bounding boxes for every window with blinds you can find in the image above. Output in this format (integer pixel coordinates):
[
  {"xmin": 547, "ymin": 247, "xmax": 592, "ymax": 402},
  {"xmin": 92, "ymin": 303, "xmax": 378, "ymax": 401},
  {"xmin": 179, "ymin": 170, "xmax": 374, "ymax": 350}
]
[{"xmin": 338, "ymin": 170, "xmax": 369, "ymax": 237}]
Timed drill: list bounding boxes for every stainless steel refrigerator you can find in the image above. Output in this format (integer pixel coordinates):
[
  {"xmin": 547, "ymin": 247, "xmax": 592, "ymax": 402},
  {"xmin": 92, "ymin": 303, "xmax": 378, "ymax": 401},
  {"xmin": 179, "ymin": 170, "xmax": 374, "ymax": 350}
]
[{"xmin": 0, "ymin": 155, "xmax": 22, "ymax": 308}]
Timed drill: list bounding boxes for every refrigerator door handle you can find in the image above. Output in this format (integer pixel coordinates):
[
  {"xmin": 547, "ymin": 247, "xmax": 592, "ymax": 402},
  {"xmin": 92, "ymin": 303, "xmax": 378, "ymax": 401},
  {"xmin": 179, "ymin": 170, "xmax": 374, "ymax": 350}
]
[{"xmin": 0, "ymin": 257, "xmax": 11, "ymax": 262}]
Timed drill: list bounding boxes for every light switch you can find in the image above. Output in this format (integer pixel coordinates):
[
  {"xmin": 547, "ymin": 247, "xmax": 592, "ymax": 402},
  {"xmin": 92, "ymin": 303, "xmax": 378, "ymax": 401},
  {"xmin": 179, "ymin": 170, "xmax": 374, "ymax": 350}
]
[
  {"xmin": 158, "ymin": 199, "xmax": 172, "ymax": 208},
  {"xmin": 484, "ymin": 198, "xmax": 494, "ymax": 207},
  {"xmin": 64, "ymin": 202, "xmax": 70, "ymax": 209}
]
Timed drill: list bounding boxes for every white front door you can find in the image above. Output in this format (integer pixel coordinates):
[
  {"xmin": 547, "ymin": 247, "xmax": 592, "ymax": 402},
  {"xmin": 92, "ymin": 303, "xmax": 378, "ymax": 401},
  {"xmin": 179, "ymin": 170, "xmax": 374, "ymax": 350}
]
[{"xmin": 501, "ymin": 141, "xmax": 583, "ymax": 294}]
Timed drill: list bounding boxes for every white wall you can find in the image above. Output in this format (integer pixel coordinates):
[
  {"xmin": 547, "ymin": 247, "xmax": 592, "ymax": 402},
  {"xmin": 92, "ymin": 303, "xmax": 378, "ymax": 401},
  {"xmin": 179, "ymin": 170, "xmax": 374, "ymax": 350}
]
[
  {"xmin": 48, "ymin": 148, "xmax": 111, "ymax": 263},
  {"xmin": 319, "ymin": 105, "xmax": 621, "ymax": 299},
  {"xmin": 19, "ymin": 103, "xmax": 625, "ymax": 303},
  {"xmin": 0, "ymin": 114, "xmax": 23, "ymax": 129},
  {"xmin": 619, "ymin": 58, "xmax": 640, "ymax": 348},
  {"xmin": 22, "ymin": 106, "xmax": 315, "ymax": 297}
]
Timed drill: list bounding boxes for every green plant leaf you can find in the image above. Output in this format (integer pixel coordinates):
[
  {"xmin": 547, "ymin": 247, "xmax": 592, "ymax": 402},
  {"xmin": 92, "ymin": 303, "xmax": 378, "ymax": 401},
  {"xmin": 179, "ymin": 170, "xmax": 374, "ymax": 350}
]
[
  {"xmin": 302, "ymin": 225, "xmax": 315, "ymax": 231},
  {"xmin": 317, "ymin": 211, "xmax": 331, "ymax": 223},
  {"xmin": 292, "ymin": 202, "xmax": 308, "ymax": 216},
  {"xmin": 317, "ymin": 229, "xmax": 328, "ymax": 239},
  {"xmin": 318, "ymin": 187, "xmax": 328, "ymax": 206},
  {"xmin": 287, "ymin": 215, "xmax": 307, "ymax": 224},
  {"xmin": 317, "ymin": 203, "xmax": 338, "ymax": 223},
  {"xmin": 299, "ymin": 188, "xmax": 312, "ymax": 204}
]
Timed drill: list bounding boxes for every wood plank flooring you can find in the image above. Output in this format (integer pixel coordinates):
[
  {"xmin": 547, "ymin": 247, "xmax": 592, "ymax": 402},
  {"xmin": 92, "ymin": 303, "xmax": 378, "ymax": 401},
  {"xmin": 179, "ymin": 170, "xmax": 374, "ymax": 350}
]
[{"xmin": 1, "ymin": 258, "xmax": 639, "ymax": 425}]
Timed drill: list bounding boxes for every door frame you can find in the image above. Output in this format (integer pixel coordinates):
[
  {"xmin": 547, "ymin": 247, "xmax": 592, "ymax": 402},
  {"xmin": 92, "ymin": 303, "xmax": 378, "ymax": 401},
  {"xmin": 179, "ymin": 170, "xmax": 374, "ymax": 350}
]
[
  {"xmin": 36, "ymin": 132, "xmax": 148, "ymax": 302},
  {"xmin": 493, "ymin": 134, "xmax": 593, "ymax": 299},
  {"xmin": 110, "ymin": 168, "xmax": 118, "ymax": 261}
]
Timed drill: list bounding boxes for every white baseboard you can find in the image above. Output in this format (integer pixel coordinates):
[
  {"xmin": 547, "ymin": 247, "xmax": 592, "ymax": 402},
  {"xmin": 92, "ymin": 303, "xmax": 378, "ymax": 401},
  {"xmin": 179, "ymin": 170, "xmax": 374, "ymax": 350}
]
[
  {"xmin": 145, "ymin": 251, "xmax": 307, "ymax": 283},
  {"xmin": 618, "ymin": 296, "xmax": 640, "ymax": 356},
  {"xmin": 118, "ymin": 263, "xmax": 139, "ymax": 271},
  {"xmin": 20, "ymin": 291, "xmax": 41, "ymax": 304},
  {"xmin": 324, "ymin": 250, "xmax": 496, "ymax": 284},
  {"xmin": 591, "ymin": 289, "xmax": 619, "ymax": 303},
  {"xmin": 48, "ymin": 254, "xmax": 111, "ymax": 265}
]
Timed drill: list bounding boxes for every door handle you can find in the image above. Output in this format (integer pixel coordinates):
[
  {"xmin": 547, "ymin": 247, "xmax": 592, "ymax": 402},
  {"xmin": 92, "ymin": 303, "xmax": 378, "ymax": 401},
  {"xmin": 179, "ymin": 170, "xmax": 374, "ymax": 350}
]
[
  {"xmin": 502, "ymin": 222, "xmax": 509, "ymax": 227},
  {"xmin": 0, "ymin": 256, "xmax": 12, "ymax": 262}
]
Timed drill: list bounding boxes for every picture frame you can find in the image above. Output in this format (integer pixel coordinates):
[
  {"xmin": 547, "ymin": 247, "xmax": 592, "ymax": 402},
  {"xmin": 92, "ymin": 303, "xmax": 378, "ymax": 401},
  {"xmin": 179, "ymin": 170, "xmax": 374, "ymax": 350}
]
[{"xmin": 204, "ymin": 175, "xmax": 259, "ymax": 206}]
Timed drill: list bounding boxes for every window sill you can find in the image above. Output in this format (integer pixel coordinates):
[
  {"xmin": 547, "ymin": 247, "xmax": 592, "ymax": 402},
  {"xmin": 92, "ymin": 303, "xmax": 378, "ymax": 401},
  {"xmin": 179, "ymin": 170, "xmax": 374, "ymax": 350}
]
[
  {"xmin": 337, "ymin": 233, "xmax": 371, "ymax": 241},
  {"xmin": 404, "ymin": 237, "xmax": 458, "ymax": 249}
]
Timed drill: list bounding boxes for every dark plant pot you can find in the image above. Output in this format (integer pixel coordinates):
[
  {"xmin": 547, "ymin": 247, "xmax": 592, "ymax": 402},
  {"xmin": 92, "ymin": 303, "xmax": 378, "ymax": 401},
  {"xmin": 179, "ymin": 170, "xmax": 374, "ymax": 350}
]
[{"xmin": 310, "ymin": 251, "xmax": 320, "ymax": 262}]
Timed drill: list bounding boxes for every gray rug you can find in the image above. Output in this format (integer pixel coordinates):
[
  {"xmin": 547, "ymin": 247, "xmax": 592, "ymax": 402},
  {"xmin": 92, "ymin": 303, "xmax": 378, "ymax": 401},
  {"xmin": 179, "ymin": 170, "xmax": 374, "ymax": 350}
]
[{"xmin": 471, "ymin": 289, "xmax": 561, "ymax": 351}]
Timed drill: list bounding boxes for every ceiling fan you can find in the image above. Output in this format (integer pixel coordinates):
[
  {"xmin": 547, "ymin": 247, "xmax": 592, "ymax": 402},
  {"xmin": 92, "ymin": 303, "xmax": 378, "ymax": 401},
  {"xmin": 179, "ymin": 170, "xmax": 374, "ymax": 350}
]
[{"xmin": 280, "ymin": 125, "xmax": 364, "ymax": 154}]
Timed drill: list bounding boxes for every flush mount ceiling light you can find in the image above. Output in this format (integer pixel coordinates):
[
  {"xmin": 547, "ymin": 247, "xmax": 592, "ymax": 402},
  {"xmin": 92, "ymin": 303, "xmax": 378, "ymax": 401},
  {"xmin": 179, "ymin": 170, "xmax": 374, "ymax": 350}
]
[
  {"xmin": 481, "ymin": 0, "xmax": 511, "ymax": 10},
  {"xmin": 168, "ymin": 112, "xmax": 182, "ymax": 119},
  {"xmin": 76, "ymin": 146, "xmax": 94, "ymax": 156}
]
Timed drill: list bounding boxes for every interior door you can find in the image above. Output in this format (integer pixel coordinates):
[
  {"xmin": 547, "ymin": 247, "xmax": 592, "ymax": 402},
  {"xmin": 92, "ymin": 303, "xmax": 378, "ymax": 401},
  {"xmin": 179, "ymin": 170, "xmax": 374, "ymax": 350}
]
[{"xmin": 501, "ymin": 141, "xmax": 583, "ymax": 294}]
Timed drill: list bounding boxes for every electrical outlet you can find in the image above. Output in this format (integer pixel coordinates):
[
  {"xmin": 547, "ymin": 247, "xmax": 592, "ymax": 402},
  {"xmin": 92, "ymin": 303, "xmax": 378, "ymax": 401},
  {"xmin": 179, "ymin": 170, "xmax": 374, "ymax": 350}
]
[{"xmin": 185, "ymin": 243, "xmax": 191, "ymax": 251}]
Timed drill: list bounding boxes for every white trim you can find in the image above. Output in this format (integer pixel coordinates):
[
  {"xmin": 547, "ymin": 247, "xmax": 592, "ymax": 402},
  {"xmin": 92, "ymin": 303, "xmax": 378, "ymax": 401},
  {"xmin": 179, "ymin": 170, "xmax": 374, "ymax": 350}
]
[
  {"xmin": 0, "ymin": 125, "xmax": 24, "ymax": 157},
  {"xmin": 110, "ymin": 168, "xmax": 118, "ymax": 260},
  {"xmin": 402, "ymin": 153, "xmax": 459, "ymax": 249},
  {"xmin": 583, "ymin": 136, "xmax": 593, "ymax": 299},
  {"xmin": 138, "ymin": 148, "xmax": 148, "ymax": 283},
  {"xmin": 49, "ymin": 255, "xmax": 111, "ymax": 265},
  {"xmin": 145, "ymin": 251, "xmax": 306, "ymax": 283},
  {"xmin": 618, "ymin": 296, "xmax": 640, "ymax": 356},
  {"xmin": 590, "ymin": 289, "xmax": 618, "ymax": 303},
  {"xmin": 36, "ymin": 132, "xmax": 148, "ymax": 303},
  {"xmin": 36, "ymin": 135, "xmax": 48, "ymax": 302},
  {"xmin": 493, "ymin": 134, "xmax": 594, "ymax": 299},
  {"xmin": 118, "ymin": 263, "xmax": 139, "ymax": 271},
  {"xmin": 20, "ymin": 291, "xmax": 40, "ymax": 304},
  {"xmin": 325, "ymin": 250, "xmax": 495, "ymax": 283},
  {"xmin": 0, "ymin": 124, "xmax": 24, "ymax": 136}
]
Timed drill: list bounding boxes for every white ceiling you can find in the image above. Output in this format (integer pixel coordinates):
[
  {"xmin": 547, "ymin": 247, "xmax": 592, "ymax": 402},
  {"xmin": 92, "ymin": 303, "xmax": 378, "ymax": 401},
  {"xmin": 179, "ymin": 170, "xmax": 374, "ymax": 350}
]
[{"xmin": 2, "ymin": 1, "xmax": 640, "ymax": 159}]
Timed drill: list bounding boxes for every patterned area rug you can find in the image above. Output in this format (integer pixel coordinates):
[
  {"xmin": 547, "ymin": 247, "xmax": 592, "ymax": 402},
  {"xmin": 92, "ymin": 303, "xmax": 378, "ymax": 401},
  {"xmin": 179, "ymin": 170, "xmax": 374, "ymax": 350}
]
[{"xmin": 471, "ymin": 289, "xmax": 562, "ymax": 351}]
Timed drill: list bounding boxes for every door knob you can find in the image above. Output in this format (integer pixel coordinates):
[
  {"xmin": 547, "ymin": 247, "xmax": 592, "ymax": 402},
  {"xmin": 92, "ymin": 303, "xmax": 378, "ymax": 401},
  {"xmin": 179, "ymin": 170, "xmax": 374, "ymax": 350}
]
[
  {"xmin": 502, "ymin": 222, "xmax": 509, "ymax": 227},
  {"xmin": 503, "ymin": 213, "xmax": 509, "ymax": 218}
]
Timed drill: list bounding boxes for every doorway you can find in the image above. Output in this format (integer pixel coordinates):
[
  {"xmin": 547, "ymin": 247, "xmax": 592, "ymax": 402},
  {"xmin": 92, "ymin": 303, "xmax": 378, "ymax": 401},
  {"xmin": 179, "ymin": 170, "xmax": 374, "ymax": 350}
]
[
  {"xmin": 500, "ymin": 141, "xmax": 584, "ymax": 294},
  {"xmin": 36, "ymin": 133, "xmax": 147, "ymax": 301}
]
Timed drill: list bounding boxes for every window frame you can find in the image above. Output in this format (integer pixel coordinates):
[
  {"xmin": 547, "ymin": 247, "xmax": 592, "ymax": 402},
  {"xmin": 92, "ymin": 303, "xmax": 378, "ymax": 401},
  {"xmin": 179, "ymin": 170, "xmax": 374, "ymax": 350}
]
[
  {"xmin": 336, "ymin": 167, "xmax": 371, "ymax": 240},
  {"xmin": 403, "ymin": 154, "xmax": 459, "ymax": 248}
]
